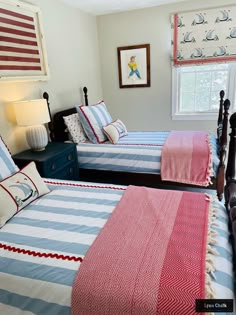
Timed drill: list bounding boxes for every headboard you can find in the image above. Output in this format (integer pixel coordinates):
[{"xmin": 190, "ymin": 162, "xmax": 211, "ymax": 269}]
[{"xmin": 43, "ymin": 87, "xmax": 89, "ymax": 142}]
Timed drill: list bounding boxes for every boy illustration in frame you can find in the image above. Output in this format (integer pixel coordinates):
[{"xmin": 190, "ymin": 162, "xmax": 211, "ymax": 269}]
[{"xmin": 128, "ymin": 56, "xmax": 141, "ymax": 79}]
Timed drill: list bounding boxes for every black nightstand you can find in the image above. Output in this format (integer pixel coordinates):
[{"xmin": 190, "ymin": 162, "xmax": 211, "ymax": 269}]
[{"xmin": 13, "ymin": 142, "xmax": 79, "ymax": 181}]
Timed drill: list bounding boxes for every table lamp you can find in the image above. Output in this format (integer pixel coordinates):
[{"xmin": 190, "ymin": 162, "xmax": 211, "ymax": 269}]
[{"xmin": 14, "ymin": 99, "xmax": 50, "ymax": 151}]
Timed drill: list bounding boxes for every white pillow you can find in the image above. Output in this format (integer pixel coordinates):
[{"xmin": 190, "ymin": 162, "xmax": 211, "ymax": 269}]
[
  {"xmin": 76, "ymin": 101, "xmax": 113, "ymax": 144},
  {"xmin": 103, "ymin": 119, "xmax": 128, "ymax": 144},
  {"xmin": 63, "ymin": 113, "xmax": 87, "ymax": 143},
  {"xmin": 0, "ymin": 162, "xmax": 50, "ymax": 227}
]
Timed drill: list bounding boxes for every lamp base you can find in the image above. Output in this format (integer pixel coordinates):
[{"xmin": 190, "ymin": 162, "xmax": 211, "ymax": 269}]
[
  {"xmin": 33, "ymin": 147, "xmax": 46, "ymax": 152},
  {"xmin": 26, "ymin": 125, "xmax": 48, "ymax": 151}
]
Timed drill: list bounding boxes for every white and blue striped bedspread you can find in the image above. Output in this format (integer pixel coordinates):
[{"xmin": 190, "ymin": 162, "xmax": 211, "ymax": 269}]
[
  {"xmin": 0, "ymin": 179, "xmax": 234, "ymax": 315},
  {"xmin": 77, "ymin": 131, "xmax": 219, "ymax": 175}
]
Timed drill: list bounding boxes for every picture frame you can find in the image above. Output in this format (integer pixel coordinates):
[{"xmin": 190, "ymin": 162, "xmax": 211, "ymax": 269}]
[
  {"xmin": 0, "ymin": 0, "xmax": 49, "ymax": 82},
  {"xmin": 117, "ymin": 44, "xmax": 150, "ymax": 88}
]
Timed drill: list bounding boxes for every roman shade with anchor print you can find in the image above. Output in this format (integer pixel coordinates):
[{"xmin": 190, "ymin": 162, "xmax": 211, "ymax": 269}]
[{"xmin": 171, "ymin": 5, "xmax": 236, "ymax": 66}]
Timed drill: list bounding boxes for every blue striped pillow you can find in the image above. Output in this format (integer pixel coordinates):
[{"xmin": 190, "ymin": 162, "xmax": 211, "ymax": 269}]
[
  {"xmin": 76, "ymin": 101, "xmax": 113, "ymax": 143},
  {"xmin": 0, "ymin": 136, "xmax": 19, "ymax": 180}
]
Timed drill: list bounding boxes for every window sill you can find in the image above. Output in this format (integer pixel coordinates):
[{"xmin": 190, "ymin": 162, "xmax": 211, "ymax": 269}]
[{"xmin": 172, "ymin": 113, "xmax": 218, "ymax": 121}]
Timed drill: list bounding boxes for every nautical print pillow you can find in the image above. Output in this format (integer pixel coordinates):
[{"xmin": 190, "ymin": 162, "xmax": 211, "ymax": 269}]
[
  {"xmin": 103, "ymin": 119, "xmax": 128, "ymax": 144},
  {"xmin": 0, "ymin": 162, "xmax": 50, "ymax": 227},
  {"xmin": 0, "ymin": 135, "xmax": 19, "ymax": 180},
  {"xmin": 76, "ymin": 101, "xmax": 113, "ymax": 143},
  {"xmin": 63, "ymin": 113, "xmax": 87, "ymax": 143}
]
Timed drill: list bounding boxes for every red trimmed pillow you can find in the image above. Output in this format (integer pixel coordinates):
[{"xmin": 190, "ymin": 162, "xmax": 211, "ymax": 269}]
[
  {"xmin": 0, "ymin": 162, "xmax": 50, "ymax": 227},
  {"xmin": 103, "ymin": 119, "xmax": 128, "ymax": 144},
  {"xmin": 76, "ymin": 101, "xmax": 113, "ymax": 143}
]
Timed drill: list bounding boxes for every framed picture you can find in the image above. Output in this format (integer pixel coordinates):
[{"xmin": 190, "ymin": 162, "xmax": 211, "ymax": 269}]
[
  {"xmin": 0, "ymin": 0, "xmax": 49, "ymax": 82},
  {"xmin": 117, "ymin": 44, "xmax": 150, "ymax": 88}
]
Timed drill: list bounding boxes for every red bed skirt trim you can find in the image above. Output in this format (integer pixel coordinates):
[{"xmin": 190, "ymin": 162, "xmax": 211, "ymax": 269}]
[
  {"xmin": 44, "ymin": 180, "xmax": 126, "ymax": 191},
  {"xmin": 0, "ymin": 243, "xmax": 83, "ymax": 262}
]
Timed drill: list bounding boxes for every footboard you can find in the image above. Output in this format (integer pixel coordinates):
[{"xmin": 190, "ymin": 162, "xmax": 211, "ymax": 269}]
[{"xmin": 225, "ymin": 112, "xmax": 236, "ymax": 285}]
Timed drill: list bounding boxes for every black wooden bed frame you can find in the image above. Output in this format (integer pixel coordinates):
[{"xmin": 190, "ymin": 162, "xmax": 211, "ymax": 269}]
[
  {"xmin": 225, "ymin": 112, "xmax": 236, "ymax": 286},
  {"xmin": 43, "ymin": 87, "xmax": 230, "ymax": 200}
]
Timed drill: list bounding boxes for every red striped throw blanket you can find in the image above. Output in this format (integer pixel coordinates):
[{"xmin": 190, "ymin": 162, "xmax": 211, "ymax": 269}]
[
  {"xmin": 161, "ymin": 131, "xmax": 212, "ymax": 186},
  {"xmin": 72, "ymin": 186, "xmax": 213, "ymax": 315}
]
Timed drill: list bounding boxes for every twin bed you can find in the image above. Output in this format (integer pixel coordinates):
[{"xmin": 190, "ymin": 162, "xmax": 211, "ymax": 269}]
[
  {"xmin": 0, "ymin": 179, "xmax": 234, "ymax": 314},
  {"xmin": 45, "ymin": 88, "xmax": 230, "ymax": 200},
  {"xmin": 0, "ymin": 91, "xmax": 235, "ymax": 314}
]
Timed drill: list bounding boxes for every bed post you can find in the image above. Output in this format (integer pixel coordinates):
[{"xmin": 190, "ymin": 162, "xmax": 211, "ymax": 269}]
[
  {"xmin": 83, "ymin": 87, "xmax": 89, "ymax": 106},
  {"xmin": 217, "ymin": 90, "xmax": 225, "ymax": 139},
  {"xmin": 225, "ymin": 112, "xmax": 236, "ymax": 189},
  {"xmin": 216, "ymin": 99, "xmax": 230, "ymax": 200},
  {"xmin": 224, "ymin": 112, "xmax": 236, "ymax": 271},
  {"xmin": 43, "ymin": 91, "xmax": 55, "ymax": 141}
]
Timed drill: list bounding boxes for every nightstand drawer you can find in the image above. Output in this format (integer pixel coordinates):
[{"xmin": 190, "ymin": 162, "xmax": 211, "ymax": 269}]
[
  {"xmin": 13, "ymin": 142, "xmax": 79, "ymax": 181},
  {"xmin": 49, "ymin": 163, "xmax": 78, "ymax": 180},
  {"xmin": 45, "ymin": 148, "xmax": 76, "ymax": 175}
]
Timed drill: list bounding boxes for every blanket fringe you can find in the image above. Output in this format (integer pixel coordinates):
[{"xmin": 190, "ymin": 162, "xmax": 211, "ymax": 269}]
[
  {"xmin": 207, "ymin": 245, "xmax": 219, "ymax": 256},
  {"xmin": 205, "ymin": 196, "xmax": 219, "ymax": 300},
  {"xmin": 206, "ymin": 133, "xmax": 215, "ymax": 185}
]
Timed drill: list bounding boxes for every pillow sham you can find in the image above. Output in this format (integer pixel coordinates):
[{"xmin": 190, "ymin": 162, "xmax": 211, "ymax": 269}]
[
  {"xmin": 63, "ymin": 113, "xmax": 87, "ymax": 143},
  {"xmin": 0, "ymin": 162, "xmax": 50, "ymax": 228},
  {"xmin": 0, "ymin": 136, "xmax": 19, "ymax": 180},
  {"xmin": 76, "ymin": 101, "xmax": 113, "ymax": 143},
  {"xmin": 103, "ymin": 119, "xmax": 128, "ymax": 144}
]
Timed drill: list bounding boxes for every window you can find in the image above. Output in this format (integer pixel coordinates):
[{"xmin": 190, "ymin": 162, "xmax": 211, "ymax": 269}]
[{"xmin": 172, "ymin": 63, "xmax": 236, "ymax": 120}]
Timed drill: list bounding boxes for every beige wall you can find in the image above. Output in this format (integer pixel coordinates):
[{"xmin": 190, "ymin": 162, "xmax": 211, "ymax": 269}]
[
  {"xmin": 97, "ymin": 0, "xmax": 235, "ymax": 132},
  {"xmin": 2, "ymin": 0, "xmax": 234, "ymax": 155},
  {"xmin": 0, "ymin": 0, "xmax": 102, "ymax": 154}
]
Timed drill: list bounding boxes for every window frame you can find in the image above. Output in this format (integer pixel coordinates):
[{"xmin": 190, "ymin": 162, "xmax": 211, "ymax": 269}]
[{"xmin": 172, "ymin": 63, "xmax": 236, "ymax": 120}]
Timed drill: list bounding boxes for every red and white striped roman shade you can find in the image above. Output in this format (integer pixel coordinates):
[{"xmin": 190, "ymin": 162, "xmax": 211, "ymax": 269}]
[{"xmin": 0, "ymin": 0, "xmax": 49, "ymax": 80}]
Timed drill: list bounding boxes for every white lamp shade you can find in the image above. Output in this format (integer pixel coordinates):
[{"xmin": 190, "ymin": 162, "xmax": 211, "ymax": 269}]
[{"xmin": 14, "ymin": 99, "xmax": 50, "ymax": 126}]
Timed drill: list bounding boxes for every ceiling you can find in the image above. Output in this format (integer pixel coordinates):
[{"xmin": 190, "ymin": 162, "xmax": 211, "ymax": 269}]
[{"xmin": 60, "ymin": 0, "xmax": 188, "ymax": 16}]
